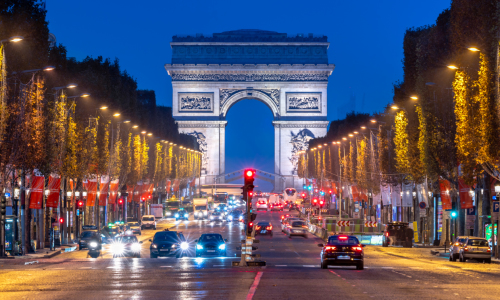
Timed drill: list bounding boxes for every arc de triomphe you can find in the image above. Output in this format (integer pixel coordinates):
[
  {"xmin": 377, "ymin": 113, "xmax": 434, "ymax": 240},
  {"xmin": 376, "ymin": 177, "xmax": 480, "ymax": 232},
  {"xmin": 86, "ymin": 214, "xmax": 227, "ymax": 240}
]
[{"xmin": 165, "ymin": 30, "xmax": 335, "ymax": 191}]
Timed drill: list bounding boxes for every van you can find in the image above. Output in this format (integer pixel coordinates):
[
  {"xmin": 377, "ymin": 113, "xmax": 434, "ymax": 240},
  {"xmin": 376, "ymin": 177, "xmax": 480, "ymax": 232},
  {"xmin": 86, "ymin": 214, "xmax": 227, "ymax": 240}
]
[{"xmin": 141, "ymin": 215, "xmax": 156, "ymax": 230}]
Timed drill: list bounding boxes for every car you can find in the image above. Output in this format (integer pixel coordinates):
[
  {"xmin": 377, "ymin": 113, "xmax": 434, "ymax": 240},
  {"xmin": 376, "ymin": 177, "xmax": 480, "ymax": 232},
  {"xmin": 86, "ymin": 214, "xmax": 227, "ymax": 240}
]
[
  {"xmin": 215, "ymin": 204, "xmax": 228, "ymax": 213},
  {"xmin": 255, "ymin": 222, "xmax": 273, "ymax": 236},
  {"xmin": 280, "ymin": 214, "xmax": 290, "ymax": 223},
  {"xmin": 127, "ymin": 222, "xmax": 142, "ymax": 235},
  {"xmin": 195, "ymin": 233, "xmax": 227, "ymax": 257},
  {"xmin": 102, "ymin": 225, "xmax": 122, "ymax": 241},
  {"xmin": 458, "ymin": 237, "xmax": 491, "ymax": 263},
  {"xmin": 284, "ymin": 219, "xmax": 308, "ymax": 238},
  {"xmin": 79, "ymin": 226, "xmax": 99, "ymax": 250},
  {"xmin": 382, "ymin": 222, "xmax": 413, "ymax": 248},
  {"xmin": 270, "ymin": 203, "xmax": 283, "ymax": 211},
  {"xmin": 149, "ymin": 230, "xmax": 188, "ymax": 258},
  {"xmin": 255, "ymin": 200, "xmax": 268, "ymax": 211},
  {"xmin": 281, "ymin": 217, "xmax": 301, "ymax": 232},
  {"xmin": 209, "ymin": 211, "xmax": 225, "ymax": 223},
  {"xmin": 111, "ymin": 234, "xmax": 143, "ymax": 258},
  {"xmin": 288, "ymin": 203, "xmax": 300, "ymax": 211},
  {"xmin": 175, "ymin": 208, "xmax": 189, "ymax": 221},
  {"xmin": 226, "ymin": 211, "xmax": 243, "ymax": 222},
  {"xmin": 141, "ymin": 215, "xmax": 156, "ymax": 230},
  {"xmin": 318, "ymin": 235, "xmax": 365, "ymax": 270},
  {"xmin": 449, "ymin": 236, "xmax": 468, "ymax": 261}
]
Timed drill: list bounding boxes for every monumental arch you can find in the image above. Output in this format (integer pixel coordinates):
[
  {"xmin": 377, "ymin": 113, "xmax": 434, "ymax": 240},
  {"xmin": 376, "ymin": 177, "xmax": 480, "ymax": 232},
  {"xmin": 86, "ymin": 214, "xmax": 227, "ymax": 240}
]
[{"xmin": 165, "ymin": 30, "xmax": 335, "ymax": 191}]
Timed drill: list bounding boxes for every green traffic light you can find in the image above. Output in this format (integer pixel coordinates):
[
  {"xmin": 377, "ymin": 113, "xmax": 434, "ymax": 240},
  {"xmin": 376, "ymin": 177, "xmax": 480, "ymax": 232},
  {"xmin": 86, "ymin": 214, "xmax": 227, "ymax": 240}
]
[{"xmin": 451, "ymin": 211, "xmax": 457, "ymax": 218}]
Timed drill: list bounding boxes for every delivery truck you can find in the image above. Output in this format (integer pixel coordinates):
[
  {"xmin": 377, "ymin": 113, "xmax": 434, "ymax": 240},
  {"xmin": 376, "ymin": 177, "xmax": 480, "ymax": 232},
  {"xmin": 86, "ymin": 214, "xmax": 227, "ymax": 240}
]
[{"xmin": 193, "ymin": 198, "xmax": 209, "ymax": 220}]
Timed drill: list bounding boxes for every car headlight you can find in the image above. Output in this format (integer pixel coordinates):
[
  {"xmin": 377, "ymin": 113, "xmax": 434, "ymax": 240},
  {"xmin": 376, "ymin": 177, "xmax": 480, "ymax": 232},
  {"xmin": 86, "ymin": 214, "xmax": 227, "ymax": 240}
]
[
  {"xmin": 175, "ymin": 213, "xmax": 179, "ymax": 218},
  {"xmin": 132, "ymin": 243, "xmax": 141, "ymax": 251},
  {"xmin": 198, "ymin": 212, "xmax": 203, "ymax": 216},
  {"xmin": 180, "ymin": 242, "xmax": 189, "ymax": 250},
  {"xmin": 218, "ymin": 244, "xmax": 226, "ymax": 250},
  {"xmin": 210, "ymin": 216, "xmax": 214, "ymax": 219},
  {"xmin": 184, "ymin": 214, "xmax": 188, "ymax": 218},
  {"xmin": 239, "ymin": 216, "xmax": 243, "ymax": 220},
  {"xmin": 196, "ymin": 244, "xmax": 203, "ymax": 250},
  {"xmin": 203, "ymin": 211, "xmax": 207, "ymax": 215},
  {"xmin": 166, "ymin": 212, "xmax": 172, "ymax": 216},
  {"xmin": 228, "ymin": 216, "xmax": 233, "ymax": 220},
  {"xmin": 219, "ymin": 216, "xmax": 222, "ymax": 219},
  {"xmin": 126, "ymin": 230, "xmax": 132, "ymax": 235},
  {"xmin": 89, "ymin": 242, "xmax": 98, "ymax": 248},
  {"xmin": 152, "ymin": 243, "xmax": 157, "ymax": 249},
  {"xmin": 171, "ymin": 244, "xmax": 177, "ymax": 248},
  {"xmin": 111, "ymin": 243, "xmax": 124, "ymax": 254}
]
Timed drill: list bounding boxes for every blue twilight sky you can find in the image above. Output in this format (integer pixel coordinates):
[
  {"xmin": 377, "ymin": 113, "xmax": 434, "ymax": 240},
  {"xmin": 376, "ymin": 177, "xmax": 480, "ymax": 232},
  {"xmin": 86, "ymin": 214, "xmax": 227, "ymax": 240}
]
[{"xmin": 45, "ymin": 0, "xmax": 451, "ymax": 191}]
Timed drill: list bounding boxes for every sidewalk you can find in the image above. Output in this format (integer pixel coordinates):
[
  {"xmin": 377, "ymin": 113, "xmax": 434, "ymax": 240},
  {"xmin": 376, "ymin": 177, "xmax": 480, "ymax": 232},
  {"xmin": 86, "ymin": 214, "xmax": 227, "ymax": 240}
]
[
  {"xmin": 10, "ymin": 243, "xmax": 78, "ymax": 259},
  {"xmin": 430, "ymin": 249, "xmax": 500, "ymax": 264}
]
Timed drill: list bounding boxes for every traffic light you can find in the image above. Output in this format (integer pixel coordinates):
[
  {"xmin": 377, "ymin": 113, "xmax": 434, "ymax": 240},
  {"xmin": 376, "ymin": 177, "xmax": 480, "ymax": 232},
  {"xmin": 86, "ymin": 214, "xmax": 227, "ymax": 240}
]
[
  {"xmin": 319, "ymin": 199, "xmax": 325, "ymax": 207},
  {"xmin": 329, "ymin": 190, "xmax": 332, "ymax": 195},
  {"xmin": 301, "ymin": 193, "xmax": 306, "ymax": 199},
  {"xmin": 0, "ymin": 195, "xmax": 6, "ymax": 217},
  {"xmin": 243, "ymin": 168, "xmax": 255, "ymax": 201},
  {"xmin": 320, "ymin": 190, "xmax": 325, "ymax": 196},
  {"xmin": 303, "ymin": 185, "xmax": 307, "ymax": 189},
  {"xmin": 451, "ymin": 211, "xmax": 457, "ymax": 218},
  {"xmin": 247, "ymin": 222, "xmax": 253, "ymax": 235},
  {"xmin": 312, "ymin": 198, "xmax": 318, "ymax": 206},
  {"xmin": 118, "ymin": 198, "xmax": 124, "ymax": 205},
  {"xmin": 59, "ymin": 217, "xmax": 64, "ymax": 224},
  {"xmin": 77, "ymin": 200, "xmax": 84, "ymax": 207},
  {"xmin": 248, "ymin": 191, "xmax": 253, "ymax": 198}
]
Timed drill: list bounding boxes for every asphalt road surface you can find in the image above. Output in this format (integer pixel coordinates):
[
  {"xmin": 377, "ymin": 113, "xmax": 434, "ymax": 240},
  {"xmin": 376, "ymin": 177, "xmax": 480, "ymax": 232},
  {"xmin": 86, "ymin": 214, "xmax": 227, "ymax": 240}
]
[{"xmin": 2, "ymin": 209, "xmax": 500, "ymax": 299}]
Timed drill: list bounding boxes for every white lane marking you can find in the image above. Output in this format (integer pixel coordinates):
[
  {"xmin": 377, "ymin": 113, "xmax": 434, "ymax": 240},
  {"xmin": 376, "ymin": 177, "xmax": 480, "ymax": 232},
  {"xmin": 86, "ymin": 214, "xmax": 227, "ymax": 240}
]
[
  {"xmin": 213, "ymin": 265, "xmax": 225, "ymax": 267},
  {"xmin": 246, "ymin": 271, "xmax": 263, "ymax": 300},
  {"xmin": 275, "ymin": 265, "xmax": 287, "ymax": 267},
  {"xmin": 303, "ymin": 265, "xmax": 318, "ymax": 268},
  {"xmin": 160, "ymin": 266, "xmax": 172, "ymax": 268},
  {"xmin": 79, "ymin": 267, "xmax": 92, "ymax": 269},
  {"xmin": 381, "ymin": 267, "xmax": 393, "ymax": 269}
]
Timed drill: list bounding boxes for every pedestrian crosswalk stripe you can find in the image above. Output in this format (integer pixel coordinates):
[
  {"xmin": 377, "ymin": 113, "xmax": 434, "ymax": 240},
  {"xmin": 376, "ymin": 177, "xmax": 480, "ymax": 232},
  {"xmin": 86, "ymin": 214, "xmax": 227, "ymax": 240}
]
[
  {"xmin": 275, "ymin": 265, "xmax": 287, "ymax": 267},
  {"xmin": 303, "ymin": 265, "xmax": 318, "ymax": 268}
]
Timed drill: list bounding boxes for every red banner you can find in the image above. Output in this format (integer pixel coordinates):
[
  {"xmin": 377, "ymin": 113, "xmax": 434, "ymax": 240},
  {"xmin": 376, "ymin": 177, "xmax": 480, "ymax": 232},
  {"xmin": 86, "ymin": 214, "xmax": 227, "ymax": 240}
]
[
  {"xmin": 351, "ymin": 185, "xmax": 360, "ymax": 202},
  {"xmin": 360, "ymin": 189, "xmax": 368, "ymax": 202},
  {"xmin": 87, "ymin": 178, "xmax": 98, "ymax": 206},
  {"xmin": 166, "ymin": 180, "xmax": 171, "ymax": 191},
  {"xmin": 126, "ymin": 185, "xmax": 134, "ymax": 203},
  {"xmin": 99, "ymin": 176, "xmax": 109, "ymax": 206},
  {"xmin": 29, "ymin": 175, "xmax": 44, "ymax": 209},
  {"xmin": 439, "ymin": 179, "xmax": 452, "ymax": 210},
  {"xmin": 190, "ymin": 178, "xmax": 196, "ymax": 187},
  {"xmin": 142, "ymin": 184, "xmax": 154, "ymax": 201},
  {"xmin": 109, "ymin": 179, "xmax": 119, "ymax": 205},
  {"xmin": 173, "ymin": 179, "xmax": 180, "ymax": 192},
  {"xmin": 305, "ymin": 179, "xmax": 310, "ymax": 186},
  {"xmin": 135, "ymin": 183, "xmax": 143, "ymax": 202},
  {"xmin": 331, "ymin": 182, "xmax": 338, "ymax": 195},
  {"xmin": 46, "ymin": 175, "xmax": 61, "ymax": 208},
  {"xmin": 459, "ymin": 179, "xmax": 473, "ymax": 209}
]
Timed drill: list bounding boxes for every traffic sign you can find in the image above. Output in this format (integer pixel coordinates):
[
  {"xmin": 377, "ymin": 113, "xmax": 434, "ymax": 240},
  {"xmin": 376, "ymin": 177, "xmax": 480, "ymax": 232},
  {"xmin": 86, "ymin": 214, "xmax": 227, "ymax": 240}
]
[
  {"xmin": 337, "ymin": 220, "xmax": 351, "ymax": 227},
  {"xmin": 492, "ymin": 202, "xmax": 500, "ymax": 220},
  {"xmin": 419, "ymin": 202, "xmax": 426, "ymax": 209},
  {"xmin": 364, "ymin": 221, "xmax": 377, "ymax": 227}
]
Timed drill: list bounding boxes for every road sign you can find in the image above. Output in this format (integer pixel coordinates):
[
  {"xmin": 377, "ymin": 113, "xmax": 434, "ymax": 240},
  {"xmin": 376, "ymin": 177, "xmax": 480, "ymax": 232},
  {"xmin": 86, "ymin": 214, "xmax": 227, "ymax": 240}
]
[
  {"xmin": 493, "ymin": 202, "xmax": 500, "ymax": 220},
  {"xmin": 337, "ymin": 220, "xmax": 350, "ymax": 227},
  {"xmin": 467, "ymin": 207, "xmax": 476, "ymax": 215},
  {"xmin": 364, "ymin": 221, "xmax": 377, "ymax": 227},
  {"xmin": 419, "ymin": 202, "xmax": 426, "ymax": 209}
]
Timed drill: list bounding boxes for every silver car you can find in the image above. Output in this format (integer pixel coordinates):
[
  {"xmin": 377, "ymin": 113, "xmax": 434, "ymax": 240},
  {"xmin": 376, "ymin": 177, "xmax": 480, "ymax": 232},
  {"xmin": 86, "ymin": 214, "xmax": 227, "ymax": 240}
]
[
  {"xmin": 449, "ymin": 236, "xmax": 468, "ymax": 261},
  {"xmin": 459, "ymin": 237, "xmax": 491, "ymax": 263},
  {"xmin": 284, "ymin": 220, "xmax": 308, "ymax": 238}
]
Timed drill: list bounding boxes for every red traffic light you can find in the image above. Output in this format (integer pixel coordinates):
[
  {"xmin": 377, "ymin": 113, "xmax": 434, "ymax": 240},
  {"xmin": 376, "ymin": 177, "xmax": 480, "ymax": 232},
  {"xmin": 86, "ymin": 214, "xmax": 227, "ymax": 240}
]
[
  {"xmin": 246, "ymin": 170, "xmax": 253, "ymax": 177},
  {"xmin": 329, "ymin": 190, "xmax": 332, "ymax": 194},
  {"xmin": 59, "ymin": 217, "xmax": 64, "ymax": 224},
  {"xmin": 249, "ymin": 222, "xmax": 253, "ymax": 227},
  {"xmin": 77, "ymin": 200, "xmax": 84, "ymax": 207},
  {"xmin": 319, "ymin": 200, "xmax": 324, "ymax": 205},
  {"xmin": 249, "ymin": 191, "xmax": 253, "ymax": 197},
  {"xmin": 313, "ymin": 198, "xmax": 318, "ymax": 204},
  {"xmin": 118, "ymin": 198, "xmax": 124, "ymax": 205}
]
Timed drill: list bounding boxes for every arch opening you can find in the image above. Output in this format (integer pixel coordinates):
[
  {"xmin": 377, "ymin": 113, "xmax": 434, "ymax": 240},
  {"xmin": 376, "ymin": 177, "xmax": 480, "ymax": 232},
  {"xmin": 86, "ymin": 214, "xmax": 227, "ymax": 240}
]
[{"xmin": 220, "ymin": 90, "xmax": 279, "ymax": 118}]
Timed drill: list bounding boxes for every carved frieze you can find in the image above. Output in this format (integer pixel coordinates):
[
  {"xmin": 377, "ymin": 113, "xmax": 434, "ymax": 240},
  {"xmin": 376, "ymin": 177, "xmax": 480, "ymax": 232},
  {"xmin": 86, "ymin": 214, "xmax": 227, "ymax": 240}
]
[
  {"xmin": 171, "ymin": 73, "xmax": 329, "ymax": 82},
  {"xmin": 286, "ymin": 92, "xmax": 321, "ymax": 113},
  {"xmin": 186, "ymin": 131, "xmax": 209, "ymax": 171},
  {"xmin": 178, "ymin": 92, "xmax": 214, "ymax": 112},
  {"xmin": 220, "ymin": 89, "xmax": 280, "ymax": 108}
]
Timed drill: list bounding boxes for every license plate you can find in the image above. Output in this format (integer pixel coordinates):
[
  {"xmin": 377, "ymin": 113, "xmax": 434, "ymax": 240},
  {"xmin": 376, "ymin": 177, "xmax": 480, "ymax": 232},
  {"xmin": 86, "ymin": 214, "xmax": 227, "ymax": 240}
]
[
  {"xmin": 207, "ymin": 250, "xmax": 215, "ymax": 252},
  {"xmin": 337, "ymin": 255, "xmax": 350, "ymax": 260},
  {"xmin": 160, "ymin": 249, "xmax": 169, "ymax": 252},
  {"xmin": 262, "ymin": 230, "xmax": 267, "ymax": 233}
]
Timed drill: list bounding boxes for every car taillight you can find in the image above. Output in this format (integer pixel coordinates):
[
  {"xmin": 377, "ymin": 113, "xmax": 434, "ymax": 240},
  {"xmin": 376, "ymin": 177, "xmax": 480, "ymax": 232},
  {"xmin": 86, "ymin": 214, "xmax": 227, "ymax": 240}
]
[
  {"xmin": 325, "ymin": 246, "xmax": 336, "ymax": 251},
  {"xmin": 281, "ymin": 216, "xmax": 285, "ymax": 219},
  {"xmin": 385, "ymin": 232, "xmax": 389, "ymax": 237},
  {"xmin": 487, "ymin": 248, "xmax": 491, "ymax": 252},
  {"xmin": 339, "ymin": 236, "xmax": 348, "ymax": 240},
  {"xmin": 302, "ymin": 225, "xmax": 308, "ymax": 228},
  {"xmin": 454, "ymin": 242, "xmax": 459, "ymax": 246},
  {"xmin": 464, "ymin": 247, "xmax": 468, "ymax": 251},
  {"xmin": 352, "ymin": 246, "xmax": 362, "ymax": 251},
  {"xmin": 266, "ymin": 226, "xmax": 272, "ymax": 230},
  {"xmin": 256, "ymin": 226, "xmax": 261, "ymax": 230}
]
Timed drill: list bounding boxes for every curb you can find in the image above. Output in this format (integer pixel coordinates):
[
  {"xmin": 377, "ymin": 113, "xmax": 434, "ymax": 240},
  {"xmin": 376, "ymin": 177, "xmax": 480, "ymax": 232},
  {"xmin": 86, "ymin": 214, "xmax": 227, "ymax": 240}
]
[
  {"xmin": 430, "ymin": 250, "xmax": 500, "ymax": 264},
  {"xmin": 43, "ymin": 250, "xmax": 62, "ymax": 258}
]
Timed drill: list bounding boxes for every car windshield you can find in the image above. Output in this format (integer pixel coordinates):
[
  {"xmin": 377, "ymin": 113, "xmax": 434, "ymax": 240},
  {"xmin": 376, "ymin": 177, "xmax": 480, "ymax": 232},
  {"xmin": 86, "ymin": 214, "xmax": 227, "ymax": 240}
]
[
  {"xmin": 154, "ymin": 232, "xmax": 178, "ymax": 241},
  {"xmin": 196, "ymin": 205, "xmax": 207, "ymax": 210},
  {"xmin": 292, "ymin": 221, "xmax": 306, "ymax": 227},
  {"xmin": 143, "ymin": 217, "xmax": 154, "ymax": 221},
  {"xmin": 285, "ymin": 189, "xmax": 296, "ymax": 196},
  {"xmin": 118, "ymin": 236, "xmax": 138, "ymax": 243},
  {"xmin": 129, "ymin": 223, "xmax": 139, "ymax": 226},
  {"xmin": 328, "ymin": 236, "xmax": 360, "ymax": 245},
  {"xmin": 167, "ymin": 201, "xmax": 180, "ymax": 207},
  {"xmin": 81, "ymin": 231, "xmax": 96, "ymax": 238},
  {"xmin": 468, "ymin": 239, "xmax": 488, "ymax": 246},
  {"xmin": 201, "ymin": 234, "xmax": 223, "ymax": 242}
]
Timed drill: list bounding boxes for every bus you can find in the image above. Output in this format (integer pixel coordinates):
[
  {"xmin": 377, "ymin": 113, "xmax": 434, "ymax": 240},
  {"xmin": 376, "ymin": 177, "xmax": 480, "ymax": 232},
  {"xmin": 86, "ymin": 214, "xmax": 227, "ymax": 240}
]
[
  {"xmin": 283, "ymin": 188, "xmax": 298, "ymax": 204},
  {"xmin": 213, "ymin": 192, "xmax": 229, "ymax": 204}
]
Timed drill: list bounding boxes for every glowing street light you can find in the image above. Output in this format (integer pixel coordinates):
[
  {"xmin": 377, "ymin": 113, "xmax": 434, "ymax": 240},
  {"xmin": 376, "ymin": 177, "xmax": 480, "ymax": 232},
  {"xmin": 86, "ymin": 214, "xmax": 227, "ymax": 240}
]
[
  {"xmin": 360, "ymin": 126, "xmax": 366, "ymax": 129},
  {"xmin": 132, "ymin": 125, "xmax": 138, "ymax": 128},
  {"xmin": 100, "ymin": 106, "xmax": 108, "ymax": 110},
  {"xmin": 447, "ymin": 65, "xmax": 459, "ymax": 70},
  {"xmin": 147, "ymin": 133, "xmax": 153, "ymax": 136},
  {"xmin": 391, "ymin": 105, "xmax": 399, "ymax": 110},
  {"xmin": 113, "ymin": 113, "xmax": 121, "ymax": 117},
  {"xmin": 410, "ymin": 96, "xmax": 418, "ymax": 100},
  {"xmin": 141, "ymin": 131, "xmax": 147, "ymax": 134},
  {"xmin": 348, "ymin": 134, "xmax": 354, "ymax": 137},
  {"xmin": 9, "ymin": 36, "xmax": 24, "ymax": 42},
  {"xmin": 123, "ymin": 120, "xmax": 131, "ymax": 123},
  {"xmin": 66, "ymin": 83, "xmax": 78, "ymax": 89},
  {"xmin": 370, "ymin": 119, "xmax": 377, "ymax": 123},
  {"xmin": 468, "ymin": 47, "xmax": 480, "ymax": 52}
]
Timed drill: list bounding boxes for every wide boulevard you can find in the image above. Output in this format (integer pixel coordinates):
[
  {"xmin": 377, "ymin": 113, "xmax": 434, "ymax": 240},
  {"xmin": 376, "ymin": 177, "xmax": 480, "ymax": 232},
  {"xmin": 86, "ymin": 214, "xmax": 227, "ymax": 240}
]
[{"xmin": 1, "ymin": 210, "xmax": 499, "ymax": 299}]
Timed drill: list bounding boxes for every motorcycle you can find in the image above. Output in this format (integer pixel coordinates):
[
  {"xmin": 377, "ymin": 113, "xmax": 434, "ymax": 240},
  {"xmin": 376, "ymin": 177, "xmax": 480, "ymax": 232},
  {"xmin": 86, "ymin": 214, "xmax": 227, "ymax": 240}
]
[{"xmin": 87, "ymin": 239, "xmax": 102, "ymax": 258}]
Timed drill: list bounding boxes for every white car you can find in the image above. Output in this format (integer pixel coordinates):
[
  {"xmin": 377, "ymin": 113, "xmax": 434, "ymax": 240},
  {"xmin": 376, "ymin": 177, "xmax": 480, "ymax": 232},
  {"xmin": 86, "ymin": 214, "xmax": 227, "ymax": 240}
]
[
  {"xmin": 255, "ymin": 200, "xmax": 268, "ymax": 211},
  {"xmin": 141, "ymin": 215, "xmax": 156, "ymax": 230}
]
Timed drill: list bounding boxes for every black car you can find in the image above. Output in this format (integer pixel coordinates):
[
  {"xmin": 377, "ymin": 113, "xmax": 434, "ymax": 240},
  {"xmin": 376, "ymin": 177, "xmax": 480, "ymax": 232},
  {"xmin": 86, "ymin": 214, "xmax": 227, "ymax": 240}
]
[
  {"xmin": 209, "ymin": 211, "xmax": 225, "ymax": 222},
  {"xmin": 175, "ymin": 208, "xmax": 189, "ymax": 221},
  {"xmin": 318, "ymin": 235, "xmax": 365, "ymax": 270},
  {"xmin": 195, "ymin": 233, "xmax": 227, "ymax": 257},
  {"xmin": 255, "ymin": 222, "xmax": 273, "ymax": 236},
  {"xmin": 227, "ymin": 211, "xmax": 243, "ymax": 222},
  {"xmin": 382, "ymin": 222, "xmax": 413, "ymax": 248},
  {"xmin": 102, "ymin": 226, "xmax": 121, "ymax": 241},
  {"xmin": 149, "ymin": 230, "xmax": 188, "ymax": 258},
  {"xmin": 79, "ymin": 227, "xmax": 100, "ymax": 250}
]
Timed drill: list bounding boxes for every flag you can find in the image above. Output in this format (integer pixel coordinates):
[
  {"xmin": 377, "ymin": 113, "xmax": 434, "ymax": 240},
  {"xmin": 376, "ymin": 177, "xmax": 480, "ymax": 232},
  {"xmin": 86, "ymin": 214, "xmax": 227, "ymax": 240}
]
[
  {"xmin": 391, "ymin": 185, "xmax": 402, "ymax": 206},
  {"xmin": 173, "ymin": 179, "xmax": 180, "ymax": 192},
  {"xmin": 46, "ymin": 175, "xmax": 61, "ymax": 208},
  {"xmin": 381, "ymin": 185, "xmax": 391, "ymax": 205},
  {"xmin": 402, "ymin": 183, "xmax": 413, "ymax": 207},
  {"xmin": 351, "ymin": 185, "xmax": 360, "ymax": 202},
  {"xmin": 109, "ymin": 179, "xmax": 119, "ymax": 205},
  {"xmin": 305, "ymin": 178, "xmax": 310, "ymax": 186},
  {"xmin": 87, "ymin": 178, "xmax": 98, "ymax": 206},
  {"xmin": 142, "ymin": 183, "xmax": 154, "ymax": 201},
  {"xmin": 459, "ymin": 179, "xmax": 473, "ymax": 209},
  {"xmin": 360, "ymin": 189, "xmax": 368, "ymax": 202},
  {"xmin": 332, "ymin": 182, "xmax": 337, "ymax": 194},
  {"xmin": 29, "ymin": 175, "xmax": 44, "ymax": 209},
  {"xmin": 417, "ymin": 184, "xmax": 429, "ymax": 206},
  {"xmin": 99, "ymin": 175, "xmax": 109, "ymax": 206},
  {"xmin": 135, "ymin": 182, "xmax": 143, "ymax": 202},
  {"xmin": 373, "ymin": 192, "xmax": 381, "ymax": 205},
  {"xmin": 190, "ymin": 178, "xmax": 196, "ymax": 187},
  {"xmin": 166, "ymin": 180, "xmax": 171, "ymax": 191},
  {"xmin": 439, "ymin": 179, "xmax": 452, "ymax": 210},
  {"xmin": 127, "ymin": 185, "xmax": 134, "ymax": 203}
]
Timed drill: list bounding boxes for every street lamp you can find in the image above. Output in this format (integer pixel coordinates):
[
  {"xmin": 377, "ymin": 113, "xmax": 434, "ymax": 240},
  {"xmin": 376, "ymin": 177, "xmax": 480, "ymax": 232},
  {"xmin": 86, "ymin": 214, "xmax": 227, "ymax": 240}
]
[
  {"xmin": 447, "ymin": 65, "xmax": 459, "ymax": 70},
  {"xmin": 100, "ymin": 106, "xmax": 108, "ymax": 110},
  {"xmin": 53, "ymin": 83, "xmax": 78, "ymax": 91},
  {"xmin": 67, "ymin": 93, "xmax": 90, "ymax": 99},
  {"xmin": 0, "ymin": 36, "xmax": 24, "ymax": 44},
  {"xmin": 391, "ymin": 105, "xmax": 399, "ymax": 110},
  {"xmin": 410, "ymin": 96, "xmax": 418, "ymax": 100},
  {"xmin": 113, "ymin": 113, "xmax": 120, "ymax": 117},
  {"xmin": 468, "ymin": 47, "xmax": 480, "ymax": 52}
]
